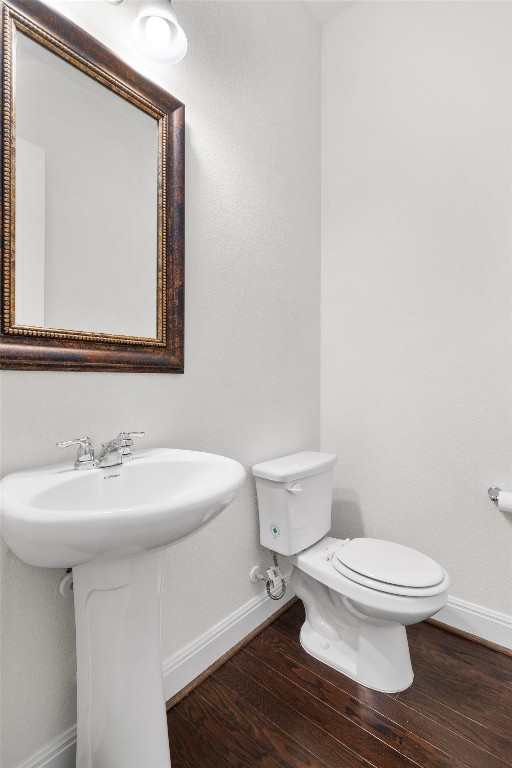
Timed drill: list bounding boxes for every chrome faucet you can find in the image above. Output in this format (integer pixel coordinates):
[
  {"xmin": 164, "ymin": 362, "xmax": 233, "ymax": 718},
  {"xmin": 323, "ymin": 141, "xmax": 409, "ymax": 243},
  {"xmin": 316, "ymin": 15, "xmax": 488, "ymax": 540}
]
[
  {"xmin": 96, "ymin": 432, "xmax": 145, "ymax": 468},
  {"xmin": 57, "ymin": 432, "xmax": 145, "ymax": 470}
]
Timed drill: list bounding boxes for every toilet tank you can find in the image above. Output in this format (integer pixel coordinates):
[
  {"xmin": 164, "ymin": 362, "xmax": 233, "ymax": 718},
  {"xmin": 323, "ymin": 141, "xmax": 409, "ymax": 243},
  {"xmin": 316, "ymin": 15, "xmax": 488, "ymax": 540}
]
[{"xmin": 252, "ymin": 452, "xmax": 337, "ymax": 556}]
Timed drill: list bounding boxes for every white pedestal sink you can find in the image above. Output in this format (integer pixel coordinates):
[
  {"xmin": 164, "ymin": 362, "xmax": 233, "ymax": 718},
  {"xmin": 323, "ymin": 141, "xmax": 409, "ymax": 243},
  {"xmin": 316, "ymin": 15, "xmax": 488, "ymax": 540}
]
[{"xmin": 0, "ymin": 448, "xmax": 246, "ymax": 768}]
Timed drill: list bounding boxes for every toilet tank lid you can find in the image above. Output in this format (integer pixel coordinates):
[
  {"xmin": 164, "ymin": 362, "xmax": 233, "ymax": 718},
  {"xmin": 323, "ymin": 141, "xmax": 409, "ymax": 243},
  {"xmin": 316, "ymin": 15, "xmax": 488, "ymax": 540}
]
[{"xmin": 252, "ymin": 451, "xmax": 337, "ymax": 482}]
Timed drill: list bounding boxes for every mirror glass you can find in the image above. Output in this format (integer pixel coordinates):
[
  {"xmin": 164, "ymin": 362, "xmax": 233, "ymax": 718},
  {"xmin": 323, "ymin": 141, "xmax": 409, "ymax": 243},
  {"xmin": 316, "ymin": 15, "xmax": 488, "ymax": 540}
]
[{"xmin": 14, "ymin": 31, "xmax": 159, "ymax": 339}]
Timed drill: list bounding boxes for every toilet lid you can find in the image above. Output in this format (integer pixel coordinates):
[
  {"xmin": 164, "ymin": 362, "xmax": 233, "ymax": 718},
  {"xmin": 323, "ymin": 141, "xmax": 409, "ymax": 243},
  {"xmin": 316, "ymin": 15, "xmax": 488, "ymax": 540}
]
[{"xmin": 334, "ymin": 538, "xmax": 445, "ymax": 589}]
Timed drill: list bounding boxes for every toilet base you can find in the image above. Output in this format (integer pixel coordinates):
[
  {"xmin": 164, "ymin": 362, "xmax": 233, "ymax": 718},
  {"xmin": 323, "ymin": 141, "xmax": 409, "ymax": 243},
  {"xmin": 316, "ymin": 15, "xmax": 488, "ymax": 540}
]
[{"xmin": 292, "ymin": 566, "xmax": 414, "ymax": 693}]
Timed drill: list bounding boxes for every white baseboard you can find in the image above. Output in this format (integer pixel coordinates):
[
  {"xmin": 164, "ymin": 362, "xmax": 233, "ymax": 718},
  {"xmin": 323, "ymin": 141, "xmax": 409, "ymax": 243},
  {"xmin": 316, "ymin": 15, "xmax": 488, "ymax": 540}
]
[
  {"xmin": 15, "ymin": 579, "xmax": 295, "ymax": 768},
  {"xmin": 433, "ymin": 596, "xmax": 512, "ymax": 650},
  {"xmin": 14, "ymin": 726, "xmax": 77, "ymax": 768}
]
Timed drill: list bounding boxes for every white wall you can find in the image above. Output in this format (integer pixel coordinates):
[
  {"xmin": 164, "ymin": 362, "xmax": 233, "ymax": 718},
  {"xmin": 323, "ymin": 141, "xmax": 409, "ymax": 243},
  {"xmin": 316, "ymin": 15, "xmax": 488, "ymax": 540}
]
[
  {"xmin": 322, "ymin": 1, "xmax": 512, "ymax": 614},
  {"xmin": 0, "ymin": 2, "xmax": 321, "ymax": 766}
]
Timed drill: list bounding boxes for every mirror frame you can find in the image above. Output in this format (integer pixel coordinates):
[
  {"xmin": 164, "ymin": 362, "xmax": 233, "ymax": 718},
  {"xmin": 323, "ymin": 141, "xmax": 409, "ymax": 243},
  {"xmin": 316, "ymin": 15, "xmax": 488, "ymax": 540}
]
[{"xmin": 0, "ymin": 0, "xmax": 184, "ymax": 372}]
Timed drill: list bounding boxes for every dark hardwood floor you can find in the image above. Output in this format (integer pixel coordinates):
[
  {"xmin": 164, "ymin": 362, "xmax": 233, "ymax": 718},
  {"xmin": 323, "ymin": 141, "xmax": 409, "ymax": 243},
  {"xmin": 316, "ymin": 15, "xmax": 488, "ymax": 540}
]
[{"xmin": 167, "ymin": 601, "xmax": 512, "ymax": 768}]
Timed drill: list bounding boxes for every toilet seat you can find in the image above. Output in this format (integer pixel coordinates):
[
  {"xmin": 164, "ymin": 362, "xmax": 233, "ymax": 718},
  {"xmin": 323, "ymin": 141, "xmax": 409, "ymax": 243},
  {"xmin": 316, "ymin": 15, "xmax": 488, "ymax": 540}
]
[{"xmin": 332, "ymin": 538, "xmax": 448, "ymax": 597}]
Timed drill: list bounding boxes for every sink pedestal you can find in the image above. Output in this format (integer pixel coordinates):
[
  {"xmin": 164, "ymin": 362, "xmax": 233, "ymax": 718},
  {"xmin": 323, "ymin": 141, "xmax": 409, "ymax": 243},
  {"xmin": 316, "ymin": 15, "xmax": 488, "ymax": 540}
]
[{"xmin": 73, "ymin": 550, "xmax": 171, "ymax": 768}]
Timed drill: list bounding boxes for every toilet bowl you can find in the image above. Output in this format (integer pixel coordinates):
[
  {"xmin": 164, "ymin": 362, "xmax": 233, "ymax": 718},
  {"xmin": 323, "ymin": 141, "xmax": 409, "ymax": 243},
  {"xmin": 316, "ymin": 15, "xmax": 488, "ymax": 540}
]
[
  {"xmin": 291, "ymin": 536, "xmax": 448, "ymax": 691},
  {"xmin": 252, "ymin": 452, "xmax": 449, "ymax": 693}
]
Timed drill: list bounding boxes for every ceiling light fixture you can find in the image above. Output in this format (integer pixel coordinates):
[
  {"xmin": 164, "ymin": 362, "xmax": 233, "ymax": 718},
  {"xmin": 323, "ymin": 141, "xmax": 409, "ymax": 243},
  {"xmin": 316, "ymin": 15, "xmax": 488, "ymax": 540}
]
[{"xmin": 131, "ymin": 0, "xmax": 187, "ymax": 65}]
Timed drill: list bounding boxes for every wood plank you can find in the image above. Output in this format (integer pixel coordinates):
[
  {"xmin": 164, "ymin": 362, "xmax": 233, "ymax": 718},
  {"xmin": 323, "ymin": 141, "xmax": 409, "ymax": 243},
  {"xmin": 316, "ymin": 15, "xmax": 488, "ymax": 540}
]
[
  {"xmin": 400, "ymin": 721, "xmax": 511, "ymax": 768},
  {"xmin": 176, "ymin": 689, "xmax": 282, "ymax": 768},
  {"xmin": 242, "ymin": 637, "xmax": 406, "ymax": 749},
  {"xmin": 277, "ymin": 599, "xmax": 304, "ymax": 627},
  {"xmin": 407, "ymin": 620, "xmax": 512, "ymax": 687},
  {"xmin": 201, "ymin": 672, "xmax": 350, "ymax": 768},
  {"xmin": 257, "ymin": 611, "xmax": 512, "ymax": 768},
  {"xmin": 398, "ymin": 686, "xmax": 512, "ymax": 766},
  {"xmin": 400, "ymin": 650, "xmax": 512, "ymax": 736},
  {"xmin": 257, "ymin": 620, "xmax": 403, "ymax": 717},
  {"xmin": 214, "ymin": 652, "xmax": 416, "ymax": 768},
  {"xmin": 400, "ymin": 732, "xmax": 477, "ymax": 768},
  {"xmin": 167, "ymin": 708, "xmax": 230, "ymax": 768},
  {"xmin": 246, "ymin": 634, "xmax": 512, "ymax": 768}
]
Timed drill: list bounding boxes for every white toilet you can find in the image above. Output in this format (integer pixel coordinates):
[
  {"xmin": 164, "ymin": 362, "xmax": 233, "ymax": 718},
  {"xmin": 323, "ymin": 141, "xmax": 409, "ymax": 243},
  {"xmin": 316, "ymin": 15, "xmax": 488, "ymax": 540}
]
[{"xmin": 252, "ymin": 451, "xmax": 449, "ymax": 693}]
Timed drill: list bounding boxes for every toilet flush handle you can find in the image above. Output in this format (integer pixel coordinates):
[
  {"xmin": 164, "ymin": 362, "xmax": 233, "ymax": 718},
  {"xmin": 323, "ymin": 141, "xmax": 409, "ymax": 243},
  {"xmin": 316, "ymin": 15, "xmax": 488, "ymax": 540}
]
[{"xmin": 286, "ymin": 483, "xmax": 302, "ymax": 494}]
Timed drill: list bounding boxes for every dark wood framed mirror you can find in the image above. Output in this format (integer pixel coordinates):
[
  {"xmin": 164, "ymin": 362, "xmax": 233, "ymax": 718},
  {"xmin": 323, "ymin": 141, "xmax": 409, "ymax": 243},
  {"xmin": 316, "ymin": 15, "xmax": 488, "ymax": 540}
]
[{"xmin": 0, "ymin": 0, "xmax": 184, "ymax": 372}]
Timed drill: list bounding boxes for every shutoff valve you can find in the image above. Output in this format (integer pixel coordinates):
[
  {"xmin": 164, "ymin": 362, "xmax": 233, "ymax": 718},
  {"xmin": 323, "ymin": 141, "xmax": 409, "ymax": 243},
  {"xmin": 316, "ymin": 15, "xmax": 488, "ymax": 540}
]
[
  {"xmin": 251, "ymin": 552, "xmax": 286, "ymax": 601},
  {"xmin": 266, "ymin": 565, "xmax": 283, "ymax": 591}
]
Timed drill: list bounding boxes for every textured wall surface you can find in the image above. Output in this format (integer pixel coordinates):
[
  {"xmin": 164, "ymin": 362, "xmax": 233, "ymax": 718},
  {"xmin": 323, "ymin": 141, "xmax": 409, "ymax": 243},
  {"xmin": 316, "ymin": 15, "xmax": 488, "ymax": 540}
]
[
  {"xmin": 0, "ymin": 3, "xmax": 321, "ymax": 765},
  {"xmin": 321, "ymin": 1, "xmax": 512, "ymax": 613}
]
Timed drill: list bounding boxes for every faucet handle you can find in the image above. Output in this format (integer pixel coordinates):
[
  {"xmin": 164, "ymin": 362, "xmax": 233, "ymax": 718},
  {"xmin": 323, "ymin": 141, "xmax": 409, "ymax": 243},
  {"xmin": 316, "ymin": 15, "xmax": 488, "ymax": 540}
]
[
  {"xmin": 117, "ymin": 431, "xmax": 145, "ymax": 445},
  {"xmin": 57, "ymin": 436, "xmax": 93, "ymax": 450},
  {"xmin": 57, "ymin": 437, "xmax": 96, "ymax": 470},
  {"xmin": 116, "ymin": 432, "xmax": 144, "ymax": 463}
]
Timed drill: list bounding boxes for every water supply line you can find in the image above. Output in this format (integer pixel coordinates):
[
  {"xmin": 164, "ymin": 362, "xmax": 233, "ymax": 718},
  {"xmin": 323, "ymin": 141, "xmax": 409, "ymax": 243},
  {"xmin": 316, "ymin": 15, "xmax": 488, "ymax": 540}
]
[{"xmin": 256, "ymin": 552, "xmax": 286, "ymax": 600}]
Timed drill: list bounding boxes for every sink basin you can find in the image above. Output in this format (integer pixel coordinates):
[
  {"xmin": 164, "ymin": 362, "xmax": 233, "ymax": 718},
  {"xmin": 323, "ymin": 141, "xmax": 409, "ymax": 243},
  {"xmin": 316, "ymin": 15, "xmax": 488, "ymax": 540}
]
[
  {"xmin": 0, "ymin": 447, "xmax": 246, "ymax": 768},
  {"xmin": 0, "ymin": 447, "xmax": 246, "ymax": 567}
]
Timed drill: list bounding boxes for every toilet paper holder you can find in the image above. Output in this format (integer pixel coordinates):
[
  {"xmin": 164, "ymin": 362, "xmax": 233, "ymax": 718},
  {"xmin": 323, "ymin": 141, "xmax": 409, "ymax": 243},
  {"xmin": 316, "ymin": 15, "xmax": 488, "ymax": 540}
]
[
  {"xmin": 488, "ymin": 487, "xmax": 501, "ymax": 506},
  {"xmin": 488, "ymin": 487, "xmax": 512, "ymax": 513}
]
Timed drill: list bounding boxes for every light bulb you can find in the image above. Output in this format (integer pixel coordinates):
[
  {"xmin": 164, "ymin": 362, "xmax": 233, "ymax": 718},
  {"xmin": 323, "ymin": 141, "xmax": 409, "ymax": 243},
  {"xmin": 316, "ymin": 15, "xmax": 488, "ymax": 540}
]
[
  {"xmin": 131, "ymin": 1, "xmax": 187, "ymax": 64},
  {"xmin": 144, "ymin": 16, "xmax": 171, "ymax": 50}
]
